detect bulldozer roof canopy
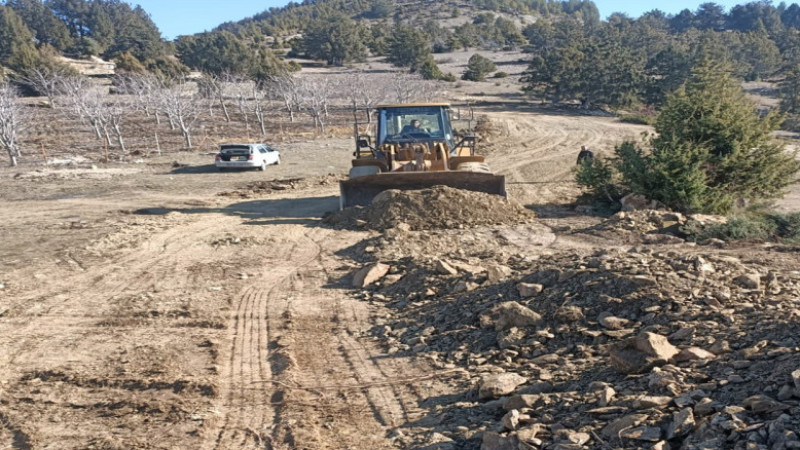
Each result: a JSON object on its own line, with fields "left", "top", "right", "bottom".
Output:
{"left": 376, "top": 102, "right": 451, "bottom": 109}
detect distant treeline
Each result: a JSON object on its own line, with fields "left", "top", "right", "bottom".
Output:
{"left": 3, "top": 0, "right": 800, "bottom": 116}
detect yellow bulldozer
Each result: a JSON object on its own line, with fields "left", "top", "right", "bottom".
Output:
{"left": 339, "top": 103, "right": 506, "bottom": 209}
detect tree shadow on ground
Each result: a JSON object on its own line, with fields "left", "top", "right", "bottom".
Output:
{"left": 169, "top": 164, "right": 267, "bottom": 174}
{"left": 132, "top": 195, "right": 340, "bottom": 226}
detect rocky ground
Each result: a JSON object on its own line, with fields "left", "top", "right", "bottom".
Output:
{"left": 1, "top": 105, "right": 799, "bottom": 450}
{"left": 343, "top": 196, "right": 800, "bottom": 450}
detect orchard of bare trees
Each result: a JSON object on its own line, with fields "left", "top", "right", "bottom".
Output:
{"left": 0, "top": 69, "right": 445, "bottom": 166}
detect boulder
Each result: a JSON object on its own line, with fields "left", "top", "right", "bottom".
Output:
{"left": 352, "top": 263, "right": 390, "bottom": 288}
{"left": 479, "top": 373, "right": 527, "bottom": 400}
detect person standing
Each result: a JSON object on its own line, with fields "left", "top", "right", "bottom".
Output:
{"left": 576, "top": 145, "right": 594, "bottom": 165}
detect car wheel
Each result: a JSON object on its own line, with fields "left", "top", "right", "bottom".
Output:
{"left": 260, "top": 161, "right": 267, "bottom": 171}
{"left": 275, "top": 157, "right": 281, "bottom": 165}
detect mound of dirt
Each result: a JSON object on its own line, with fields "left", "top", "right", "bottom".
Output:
{"left": 325, "top": 186, "right": 536, "bottom": 231}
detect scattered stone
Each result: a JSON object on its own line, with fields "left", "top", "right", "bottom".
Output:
{"left": 598, "top": 386, "right": 616, "bottom": 407}
{"left": 667, "top": 408, "right": 695, "bottom": 439}
{"left": 554, "top": 429, "right": 590, "bottom": 445}
{"left": 609, "top": 332, "right": 679, "bottom": 374}
{"left": 602, "top": 414, "right": 648, "bottom": 438}
{"left": 620, "top": 193, "right": 661, "bottom": 211}
{"left": 479, "top": 373, "right": 527, "bottom": 400}
{"left": 435, "top": 259, "right": 458, "bottom": 275}
{"left": 352, "top": 262, "right": 390, "bottom": 287}
{"left": 481, "top": 431, "right": 518, "bottom": 450}
{"left": 734, "top": 273, "right": 761, "bottom": 290}
{"left": 620, "top": 426, "right": 662, "bottom": 442}
{"left": 481, "top": 302, "right": 542, "bottom": 332}
{"left": 501, "top": 409, "right": 521, "bottom": 430}
{"left": 675, "top": 347, "right": 717, "bottom": 362}
{"left": 517, "top": 282, "right": 543, "bottom": 297}
{"left": 599, "top": 315, "right": 630, "bottom": 330}
{"left": 487, "top": 265, "right": 513, "bottom": 282}
{"left": 742, "top": 395, "right": 789, "bottom": 413}
{"left": 633, "top": 395, "right": 673, "bottom": 409}
{"left": 504, "top": 394, "right": 539, "bottom": 411}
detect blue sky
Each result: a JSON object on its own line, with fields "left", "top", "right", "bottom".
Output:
{"left": 133, "top": 0, "right": 765, "bottom": 40}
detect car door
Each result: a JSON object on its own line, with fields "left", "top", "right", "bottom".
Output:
{"left": 256, "top": 145, "right": 268, "bottom": 165}
{"left": 264, "top": 145, "right": 278, "bottom": 165}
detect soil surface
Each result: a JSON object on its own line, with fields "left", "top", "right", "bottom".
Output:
{"left": 1, "top": 103, "right": 799, "bottom": 450}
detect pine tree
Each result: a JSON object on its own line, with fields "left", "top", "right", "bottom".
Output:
{"left": 0, "top": 6, "right": 40, "bottom": 71}
{"left": 387, "top": 25, "right": 430, "bottom": 71}
{"left": 633, "top": 61, "right": 797, "bottom": 213}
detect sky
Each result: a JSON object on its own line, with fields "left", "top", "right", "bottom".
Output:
{"left": 132, "top": 0, "right": 770, "bottom": 40}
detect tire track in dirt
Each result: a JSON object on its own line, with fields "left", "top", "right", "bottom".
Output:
{"left": 212, "top": 228, "right": 326, "bottom": 450}
{"left": 479, "top": 110, "right": 649, "bottom": 206}
{"left": 258, "top": 228, "right": 445, "bottom": 449}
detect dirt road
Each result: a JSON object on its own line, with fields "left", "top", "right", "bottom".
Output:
{"left": 1, "top": 108, "right": 798, "bottom": 449}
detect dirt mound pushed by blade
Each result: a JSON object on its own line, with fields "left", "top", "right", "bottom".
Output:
{"left": 327, "top": 186, "right": 535, "bottom": 231}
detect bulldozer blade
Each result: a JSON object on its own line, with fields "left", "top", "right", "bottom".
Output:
{"left": 339, "top": 171, "right": 507, "bottom": 209}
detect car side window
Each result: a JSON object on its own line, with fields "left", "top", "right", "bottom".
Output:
{"left": 259, "top": 146, "right": 267, "bottom": 154}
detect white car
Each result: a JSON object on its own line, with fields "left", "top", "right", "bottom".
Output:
{"left": 215, "top": 143, "right": 280, "bottom": 171}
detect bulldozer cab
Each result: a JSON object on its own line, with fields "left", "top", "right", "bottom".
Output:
{"left": 378, "top": 105, "right": 455, "bottom": 149}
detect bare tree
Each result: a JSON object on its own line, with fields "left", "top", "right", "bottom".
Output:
{"left": 344, "top": 71, "right": 388, "bottom": 122}
{"left": 268, "top": 71, "right": 301, "bottom": 122}
{"left": 106, "top": 97, "right": 127, "bottom": 153}
{"left": 197, "top": 73, "right": 232, "bottom": 122}
{"left": 297, "top": 76, "right": 337, "bottom": 134}
{"left": 157, "top": 78, "right": 202, "bottom": 149}
{"left": 0, "top": 83, "right": 29, "bottom": 166}
{"left": 390, "top": 71, "right": 415, "bottom": 104}
{"left": 60, "top": 75, "right": 106, "bottom": 141}
{"left": 116, "top": 73, "right": 163, "bottom": 125}
{"left": 19, "top": 67, "right": 68, "bottom": 108}
{"left": 249, "top": 82, "right": 274, "bottom": 136}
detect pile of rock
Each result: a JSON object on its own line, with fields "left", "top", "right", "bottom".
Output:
{"left": 326, "top": 186, "right": 536, "bottom": 231}
{"left": 352, "top": 246, "right": 800, "bottom": 449}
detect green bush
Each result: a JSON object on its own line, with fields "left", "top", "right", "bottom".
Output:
{"left": 577, "top": 61, "right": 800, "bottom": 214}
{"left": 687, "top": 212, "right": 800, "bottom": 243}
{"left": 493, "top": 71, "right": 508, "bottom": 78}
{"left": 619, "top": 114, "right": 653, "bottom": 125}
{"left": 574, "top": 156, "right": 624, "bottom": 202}
{"left": 461, "top": 54, "right": 496, "bottom": 81}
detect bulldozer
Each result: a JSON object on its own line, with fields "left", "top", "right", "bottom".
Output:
{"left": 339, "top": 103, "right": 506, "bottom": 209}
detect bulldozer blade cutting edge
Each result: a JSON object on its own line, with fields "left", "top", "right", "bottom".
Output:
{"left": 339, "top": 171, "right": 507, "bottom": 209}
